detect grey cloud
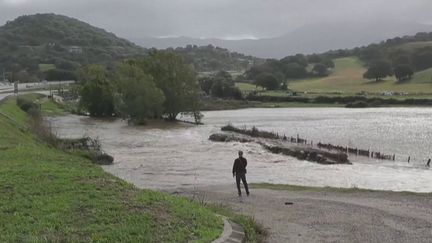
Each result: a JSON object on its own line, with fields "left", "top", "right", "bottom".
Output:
{"left": 0, "top": 0, "right": 431, "bottom": 39}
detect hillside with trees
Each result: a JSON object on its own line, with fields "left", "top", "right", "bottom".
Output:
{"left": 0, "top": 13, "right": 146, "bottom": 82}
{"left": 0, "top": 14, "right": 260, "bottom": 83}
{"left": 243, "top": 31, "right": 432, "bottom": 94}
{"left": 171, "top": 45, "right": 262, "bottom": 72}
{"left": 322, "top": 32, "right": 432, "bottom": 78}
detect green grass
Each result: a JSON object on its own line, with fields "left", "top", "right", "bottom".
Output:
{"left": 208, "top": 205, "right": 267, "bottom": 243}
{"left": 17, "top": 93, "right": 65, "bottom": 115}
{"left": 257, "top": 102, "right": 343, "bottom": 108}
{"left": 0, "top": 98, "right": 223, "bottom": 242}
{"left": 410, "top": 67, "right": 432, "bottom": 83}
{"left": 39, "top": 64, "right": 56, "bottom": 72}
{"left": 288, "top": 57, "right": 432, "bottom": 94}
{"left": 251, "top": 183, "right": 432, "bottom": 196}
{"left": 235, "top": 82, "right": 264, "bottom": 93}
{"left": 236, "top": 57, "right": 432, "bottom": 97}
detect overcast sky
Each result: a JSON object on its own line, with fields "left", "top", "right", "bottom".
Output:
{"left": 0, "top": 0, "right": 431, "bottom": 39}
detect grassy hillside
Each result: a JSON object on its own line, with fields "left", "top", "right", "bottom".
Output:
{"left": 0, "top": 97, "right": 222, "bottom": 242}
{"left": 289, "top": 57, "right": 365, "bottom": 93}
{"left": 238, "top": 56, "right": 432, "bottom": 95}
{"left": 411, "top": 67, "right": 432, "bottom": 83}
{"left": 288, "top": 57, "right": 432, "bottom": 94}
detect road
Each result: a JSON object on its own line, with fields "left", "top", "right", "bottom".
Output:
{"left": 0, "top": 81, "right": 74, "bottom": 93}
{"left": 179, "top": 185, "right": 432, "bottom": 243}
{"left": 0, "top": 81, "right": 74, "bottom": 101}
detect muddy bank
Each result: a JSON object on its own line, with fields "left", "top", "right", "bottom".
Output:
{"left": 209, "top": 132, "right": 350, "bottom": 165}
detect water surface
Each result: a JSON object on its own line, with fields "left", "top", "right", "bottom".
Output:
{"left": 50, "top": 107, "right": 432, "bottom": 192}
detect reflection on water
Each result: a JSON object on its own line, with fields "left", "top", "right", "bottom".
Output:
{"left": 49, "top": 107, "right": 432, "bottom": 192}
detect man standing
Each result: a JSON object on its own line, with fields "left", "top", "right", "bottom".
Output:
{"left": 233, "top": 151, "right": 250, "bottom": 197}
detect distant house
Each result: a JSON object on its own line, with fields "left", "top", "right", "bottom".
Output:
{"left": 68, "top": 46, "right": 83, "bottom": 54}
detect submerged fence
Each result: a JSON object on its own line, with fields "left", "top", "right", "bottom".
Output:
{"left": 283, "top": 134, "right": 396, "bottom": 161}
{"left": 223, "top": 125, "right": 402, "bottom": 162}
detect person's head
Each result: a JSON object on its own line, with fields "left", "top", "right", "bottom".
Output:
{"left": 238, "top": 150, "right": 243, "bottom": 158}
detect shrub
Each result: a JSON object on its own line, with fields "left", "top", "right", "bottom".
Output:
{"left": 16, "top": 97, "right": 39, "bottom": 113}
{"left": 345, "top": 101, "right": 369, "bottom": 108}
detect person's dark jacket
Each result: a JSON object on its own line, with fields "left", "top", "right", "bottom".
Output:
{"left": 233, "top": 157, "right": 247, "bottom": 174}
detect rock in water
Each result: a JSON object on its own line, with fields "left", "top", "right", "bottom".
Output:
{"left": 94, "top": 153, "right": 114, "bottom": 165}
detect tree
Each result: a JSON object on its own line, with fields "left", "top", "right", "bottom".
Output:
{"left": 321, "top": 59, "right": 335, "bottom": 69}
{"left": 307, "top": 54, "right": 322, "bottom": 63}
{"left": 115, "top": 63, "right": 165, "bottom": 123}
{"left": 412, "top": 49, "right": 432, "bottom": 71}
{"left": 137, "top": 50, "right": 200, "bottom": 121}
{"left": 281, "top": 54, "right": 308, "bottom": 67}
{"left": 198, "top": 77, "right": 214, "bottom": 95}
{"left": 312, "top": 63, "right": 329, "bottom": 77}
{"left": 359, "top": 44, "right": 385, "bottom": 63}
{"left": 363, "top": 60, "right": 393, "bottom": 82}
{"left": 283, "top": 63, "right": 307, "bottom": 79}
{"left": 210, "top": 80, "right": 242, "bottom": 99}
{"left": 79, "top": 65, "right": 115, "bottom": 117}
{"left": 255, "top": 72, "right": 280, "bottom": 90}
{"left": 44, "top": 69, "right": 77, "bottom": 81}
{"left": 214, "top": 70, "right": 233, "bottom": 83}
{"left": 394, "top": 64, "right": 414, "bottom": 82}
{"left": 208, "top": 71, "right": 242, "bottom": 100}
{"left": 15, "top": 70, "right": 38, "bottom": 83}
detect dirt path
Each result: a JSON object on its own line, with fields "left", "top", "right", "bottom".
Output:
{"left": 176, "top": 185, "right": 432, "bottom": 243}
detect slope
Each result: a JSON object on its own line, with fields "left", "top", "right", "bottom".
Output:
{"left": 289, "top": 57, "right": 432, "bottom": 94}
{"left": 0, "top": 14, "right": 146, "bottom": 78}
{"left": 0, "top": 97, "right": 222, "bottom": 242}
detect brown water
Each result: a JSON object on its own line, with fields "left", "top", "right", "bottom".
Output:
{"left": 49, "top": 107, "right": 432, "bottom": 192}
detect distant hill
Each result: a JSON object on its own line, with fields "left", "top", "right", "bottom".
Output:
{"left": 0, "top": 13, "right": 146, "bottom": 80}
{"left": 132, "top": 20, "right": 432, "bottom": 58}
{"left": 172, "top": 45, "right": 262, "bottom": 72}
{"left": 241, "top": 31, "right": 432, "bottom": 94}
{"left": 0, "top": 14, "right": 259, "bottom": 81}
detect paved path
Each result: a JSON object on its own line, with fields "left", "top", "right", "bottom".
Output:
{"left": 179, "top": 185, "right": 432, "bottom": 243}
{"left": 212, "top": 217, "right": 245, "bottom": 243}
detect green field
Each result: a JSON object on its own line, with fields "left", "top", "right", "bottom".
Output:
{"left": 236, "top": 56, "right": 432, "bottom": 95}
{"left": 38, "top": 63, "right": 56, "bottom": 72}
{"left": 0, "top": 97, "right": 223, "bottom": 242}
{"left": 289, "top": 57, "right": 432, "bottom": 94}
{"left": 411, "top": 67, "right": 432, "bottom": 83}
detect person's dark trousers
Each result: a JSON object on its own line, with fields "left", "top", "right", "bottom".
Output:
{"left": 236, "top": 172, "right": 249, "bottom": 196}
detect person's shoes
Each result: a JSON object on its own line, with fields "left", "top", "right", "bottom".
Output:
{"left": 246, "top": 193, "right": 250, "bottom": 197}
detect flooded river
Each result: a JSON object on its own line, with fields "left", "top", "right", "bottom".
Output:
{"left": 50, "top": 107, "right": 432, "bottom": 193}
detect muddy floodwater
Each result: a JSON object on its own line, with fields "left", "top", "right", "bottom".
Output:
{"left": 49, "top": 107, "right": 432, "bottom": 193}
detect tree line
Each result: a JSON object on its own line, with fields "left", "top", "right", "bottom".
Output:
{"left": 78, "top": 50, "right": 201, "bottom": 124}
{"left": 198, "top": 71, "right": 243, "bottom": 100}
{"left": 171, "top": 44, "right": 262, "bottom": 72}
{"left": 244, "top": 53, "right": 335, "bottom": 90}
